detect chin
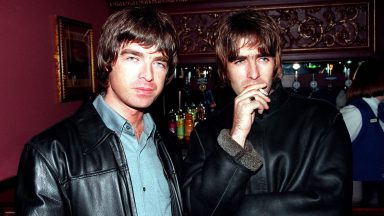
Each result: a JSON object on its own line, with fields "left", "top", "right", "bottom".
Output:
{"left": 131, "top": 104, "right": 149, "bottom": 112}
{"left": 136, "top": 99, "right": 155, "bottom": 109}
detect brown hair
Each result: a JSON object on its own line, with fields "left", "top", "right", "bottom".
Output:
{"left": 215, "top": 9, "right": 283, "bottom": 84}
{"left": 96, "top": 7, "right": 179, "bottom": 92}
{"left": 346, "top": 58, "right": 384, "bottom": 102}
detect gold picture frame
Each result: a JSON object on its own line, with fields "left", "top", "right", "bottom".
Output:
{"left": 55, "top": 16, "right": 95, "bottom": 102}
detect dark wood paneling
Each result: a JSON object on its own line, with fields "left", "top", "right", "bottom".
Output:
{"left": 166, "top": 0, "right": 374, "bottom": 63}
{"left": 107, "top": 0, "right": 377, "bottom": 64}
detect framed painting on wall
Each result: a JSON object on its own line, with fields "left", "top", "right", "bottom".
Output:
{"left": 55, "top": 16, "right": 95, "bottom": 102}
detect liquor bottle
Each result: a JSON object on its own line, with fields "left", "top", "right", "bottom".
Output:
{"left": 184, "top": 113, "right": 194, "bottom": 144}
{"left": 176, "top": 109, "right": 185, "bottom": 142}
{"left": 188, "top": 103, "right": 197, "bottom": 124}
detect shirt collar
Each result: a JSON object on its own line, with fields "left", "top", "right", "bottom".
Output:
{"left": 142, "top": 112, "right": 156, "bottom": 140}
{"left": 93, "top": 94, "right": 156, "bottom": 139}
{"left": 93, "top": 94, "right": 126, "bottom": 137}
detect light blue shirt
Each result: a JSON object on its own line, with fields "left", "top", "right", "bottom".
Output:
{"left": 93, "top": 95, "right": 171, "bottom": 216}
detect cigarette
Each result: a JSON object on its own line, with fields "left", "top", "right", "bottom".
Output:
{"left": 259, "top": 88, "right": 269, "bottom": 96}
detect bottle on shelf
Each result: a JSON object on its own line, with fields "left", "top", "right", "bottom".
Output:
{"left": 188, "top": 103, "right": 197, "bottom": 124}
{"left": 175, "top": 109, "right": 185, "bottom": 142}
{"left": 184, "top": 113, "right": 194, "bottom": 144}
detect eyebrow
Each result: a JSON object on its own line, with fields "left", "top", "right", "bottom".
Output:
{"left": 235, "top": 53, "right": 263, "bottom": 59}
{"left": 153, "top": 55, "right": 169, "bottom": 62}
{"left": 120, "top": 48, "right": 169, "bottom": 62}
{"left": 120, "top": 48, "right": 142, "bottom": 57}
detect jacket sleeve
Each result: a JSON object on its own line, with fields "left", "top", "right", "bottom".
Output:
{"left": 182, "top": 122, "right": 263, "bottom": 216}
{"left": 16, "top": 141, "right": 68, "bottom": 216}
{"left": 234, "top": 114, "right": 352, "bottom": 216}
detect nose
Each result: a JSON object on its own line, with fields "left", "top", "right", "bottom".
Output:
{"left": 248, "top": 60, "right": 259, "bottom": 79}
{"left": 140, "top": 63, "right": 154, "bottom": 81}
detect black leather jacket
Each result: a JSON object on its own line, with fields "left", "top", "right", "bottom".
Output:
{"left": 16, "top": 101, "right": 183, "bottom": 216}
{"left": 183, "top": 81, "right": 352, "bottom": 216}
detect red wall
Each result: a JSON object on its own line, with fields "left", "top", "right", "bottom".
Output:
{"left": 0, "top": 0, "right": 109, "bottom": 181}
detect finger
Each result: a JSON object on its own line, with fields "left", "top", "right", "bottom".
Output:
{"left": 239, "top": 84, "right": 265, "bottom": 96}
{"left": 235, "top": 87, "right": 270, "bottom": 115}
{"left": 257, "top": 95, "right": 270, "bottom": 109}
{"left": 253, "top": 100, "right": 266, "bottom": 114}
{"left": 240, "top": 87, "right": 271, "bottom": 103}
{"left": 239, "top": 90, "right": 270, "bottom": 105}
{"left": 255, "top": 90, "right": 271, "bottom": 102}
{"left": 249, "top": 95, "right": 269, "bottom": 109}
{"left": 243, "top": 83, "right": 268, "bottom": 92}
{"left": 259, "top": 88, "right": 269, "bottom": 96}
{"left": 248, "top": 96, "right": 269, "bottom": 114}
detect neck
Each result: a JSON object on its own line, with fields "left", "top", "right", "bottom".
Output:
{"left": 103, "top": 92, "right": 145, "bottom": 141}
{"left": 124, "top": 111, "right": 145, "bottom": 141}
{"left": 132, "top": 119, "right": 144, "bottom": 141}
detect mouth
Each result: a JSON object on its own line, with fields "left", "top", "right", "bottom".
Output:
{"left": 135, "top": 86, "right": 155, "bottom": 95}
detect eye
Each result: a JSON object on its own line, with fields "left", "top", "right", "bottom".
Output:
{"left": 257, "top": 56, "right": 272, "bottom": 64}
{"left": 154, "top": 61, "right": 168, "bottom": 70}
{"left": 234, "top": 60, "right": 243, "bottom": 65}
{"left": 233, "top": 58, "right": 246, "bottom": 65}
{"left": 258, "top": 57, "right": 270, "bottom": 62}
{"left": 126, "top": 56, "right": 138, "bottom": 61}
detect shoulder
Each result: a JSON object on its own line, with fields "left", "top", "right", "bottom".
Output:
{"left": 290, "top": 95, "right": 339, "bottom": 116}
{"left": 18, "top": 116, "right": 81, "bottom": 181}
{"left": 25, "top": 116, "right": 79, "bottom": 156}
{"left": 349, "top": 97, "right": 378, "bottom": 117}
{"left": 30, "top": 115, "right": 75, "bottom": 142}
{"left": 340, "top": 104, "right": 362, "bottom": 126}
{"left": 25, "top": 102, "right": 97, "bottom": 155}
{"left": 280, "top": 95, "right": 346, "bottom": 131}
{"left": 340, "top": 104, "right": 360, "bottom": 119}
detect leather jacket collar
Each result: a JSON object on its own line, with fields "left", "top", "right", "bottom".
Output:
{"left": 71, "top": 100, "right": 115, "bottom": 154}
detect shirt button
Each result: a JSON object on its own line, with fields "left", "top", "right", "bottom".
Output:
{"left": 124, "top": 124, "right": 131, "bottom": 130}
{"left": 143, "top": 187, "right": 146, "bottom": 192}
